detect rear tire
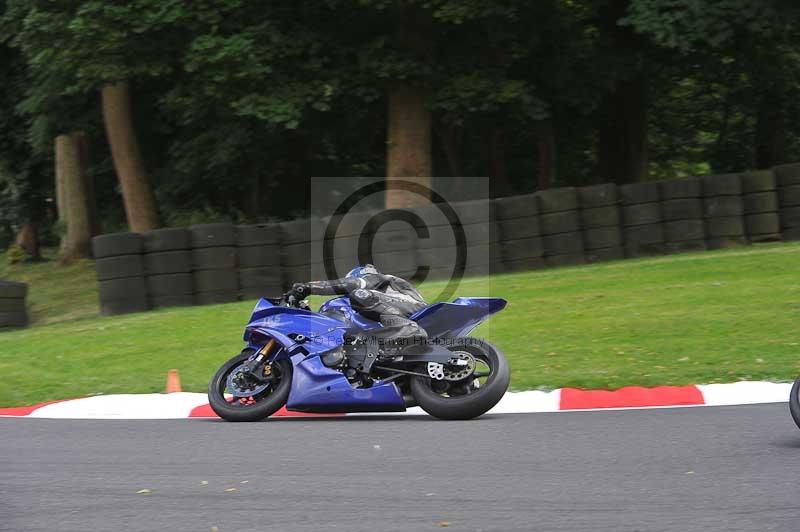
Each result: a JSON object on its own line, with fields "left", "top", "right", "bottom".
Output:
{"left": 208, "top": 349, "right": 292, "bottom": 422}
{"left": 790, "top": 378, "right": 800, "bottom": 430}
{"left": 410, "top": 339, "right": 509, "bottom": 420}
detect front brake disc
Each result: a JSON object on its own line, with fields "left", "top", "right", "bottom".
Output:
{"left": 226, "top": 364, "right": 271, "bottom": 398}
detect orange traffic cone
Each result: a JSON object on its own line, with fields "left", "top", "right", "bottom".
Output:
{"left": 166, "top": 369, "right": 182, "bottom": 393}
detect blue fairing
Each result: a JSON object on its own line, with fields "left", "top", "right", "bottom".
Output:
{"left": 242, "top": 295, "right": 506, "bottom": 413}
{"left": 286, "top": 354, "right": 406, "bottom": 413}
{"left": 244, "top": 298, "right": 347, "bottom": 356}
{"left": 411, "top": 297, "right": 507, "bottom": 338}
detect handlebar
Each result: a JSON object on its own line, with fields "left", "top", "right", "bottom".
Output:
{"left": 282, "top": 292, "right": 310, "bottom": 310}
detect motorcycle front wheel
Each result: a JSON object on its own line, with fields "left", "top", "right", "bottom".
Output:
{"left": 790, "top": 378, "right": 800, "bottom": 430}
{"left": 207, "top": 349, "right": 293, "bottom": 422}
{"left": 410, "top": 338, "right": 509, "bottom": 420}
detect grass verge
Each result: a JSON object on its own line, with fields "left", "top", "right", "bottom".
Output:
{"left": 1, "top": 243, "right": 799, "bottom": 406}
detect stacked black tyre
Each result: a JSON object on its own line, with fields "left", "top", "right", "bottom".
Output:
{"left": 659, "top": 177, "right": 707, "bottom": 253}
{"left": 415, "top": 199, "right": 501, "bottom": 280}
{"left": 237, "top": 223, "right": 283, "bottom": 300}
{"left": 190, "top": 224, "right": 239, "bottom": 305}
{"left": 494, "top": 193, "right": 544, "bottom": 272}
{"left": 280, "top": 218, "right": 326, "bottom": 289}
{"left": 319, "top": 211, "right": 372, "bottom": 283}
{"left": 620, "top": 182, "right": 664, "bottom": 257}
{"left": 453, "top": 199, "right": 502, "bottom": 277}
{"left": 579, "top": 184, "right": 624, "bottom": 263}
{"left": 775, "top": 163, "right": 800, "bottom": 241}
{"left": 368, "top": 214, "right": 419, "bottom": 279}
{"left": 537, "top": 188, "right": 585, "bottom": 267}
{"left": 93, "top": 233, "right": 148, "bottom": 315}
{"left": 0, "top": 280, "right": 28, "bottom": 330}
{"left": 742, "top": 170, "right": 782, "bottom": 243}
{"left": 414, "top": 203, "right": 459, "bottom": 280}
{"left": 142, "top": 228, "right": 194, "bottom": 309}
{"left": 702, "top": 173, "right": 746, "bottom": 249}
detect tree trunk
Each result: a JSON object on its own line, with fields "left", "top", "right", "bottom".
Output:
{"left": 436, "top": 120, "right": 463, "bottom": 178}
{"left": 385, "top": 6, "right": 433, "bottom": 209}
{"left": 101, "top": 81, "right": 160, "bottom": 231}
{"left": 755, "top": 93, "right": 787, "bottom": 169}
{"left": 597, "top": 75, "right": 648, "bottom": 184}
{"left": 56, "top": 133, "right": 92, "bottom": 262}
{"left": 73, "top": 132, "right": 101, "bottom": 236}
{"left": 386, "top": 87, "right": 432, "bottom": 209}
{"left": 535, "top": 120, "right": 557, "bottom": 190}
{"left": 55, "top": 159, "right": 66, "bottom": 224}
{"left": 15, "top": 222, "right": 40, "bottom": 259}
{"left": 596, "top": 0, "right": 649, "bottom": 184}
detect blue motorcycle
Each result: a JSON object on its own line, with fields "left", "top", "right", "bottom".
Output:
{"left": 208, "top": 293, "right": 509, "bottom": 421}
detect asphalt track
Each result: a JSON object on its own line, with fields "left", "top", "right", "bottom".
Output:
{"left": 1, "top": 403, "right": 798, "bottom": 532}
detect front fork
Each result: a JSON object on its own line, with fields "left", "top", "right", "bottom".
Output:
{"left": 243, "top": 339, "right": 277, "bottom": 381}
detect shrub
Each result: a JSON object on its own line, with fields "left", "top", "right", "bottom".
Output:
{"left": 5, "top": 244, "right": 26, "bottom": 265}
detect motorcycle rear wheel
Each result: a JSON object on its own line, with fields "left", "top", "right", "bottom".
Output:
{"left": 410, "top": 338, "right": 509, "bottom": 420}
{"left": 790, "top": 378, "right": 800, "bottom": 430}
{"left": 208, "top": 349, "right": 293, "bottom": 422}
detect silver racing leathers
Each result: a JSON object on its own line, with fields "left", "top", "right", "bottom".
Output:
{"left": 294, "top": 272, "right": 428, "bottom": 347}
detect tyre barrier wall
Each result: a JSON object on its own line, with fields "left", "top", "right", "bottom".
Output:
{"left": 620, "top": 181, "right": 664, "bottom": 258}
{"left": 495, "top": 193, "right": 543, "bottom": 272}
{"left": 415, "top": 199, "right": 502, "bottom": 280}
{"left": 92, "top": 164, "right": 800, "bottom": 316}
{"left": 538, "top": 187, "right": 586, "bottom": 267}
{"left": 190, "top": 224, "right": 239, "bottom": 305}
{"left": 238, "top": 223, "right": 282, "bottom": 300}
{"left": 660, "top": 177, "right": 707, "bottom": 254}
{"left": 279, "top": 218, "right": 325, "bottom": 291}
{"left": 579, "top": 184, "right": 624, "bottom": 263}
{"left": 702, "top": 173, "right": 746, "bottom": 249}
{"left": 775, "top": 164, "right": 800, "bottom": 242}
{"left": 93, "top": 232, "right": 147, "bottom": 316}
{"left": 0, "top": 280, "right": 28, "bottom": 330}
{"left": 143, "top": 228, "right": 193, "bottom": 309}
{"left": 742, "top": 171, "right": 781, "bottom": 243}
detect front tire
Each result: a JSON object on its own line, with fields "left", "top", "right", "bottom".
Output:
{"left": 410, "top": 338, "right": 509, "bottom": 420}
{"left": 790, "top": 378, "right": 800, "bottom": 430}
{"left": 208, "top": 349, "right": 293, "bottom": 422}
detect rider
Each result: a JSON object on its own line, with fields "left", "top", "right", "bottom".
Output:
{"left": 289, "top": 264, "right": 428, "bottom": 347}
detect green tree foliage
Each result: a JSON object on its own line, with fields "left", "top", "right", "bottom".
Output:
{"left": 0, "top": 0, "right": 799, "bottom": 248}
{"left": 624, "top": 0, "right": 800, "bottom": 171}
{"left": 622, "top": 0, "right": 789, "bottom": 51}
{"left": 0, "top": 35, "right": 51, "bottom": 248}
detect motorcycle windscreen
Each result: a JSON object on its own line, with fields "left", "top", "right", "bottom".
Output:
{"left": 411, "top": 297, "right": 507, "bottom": 338}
